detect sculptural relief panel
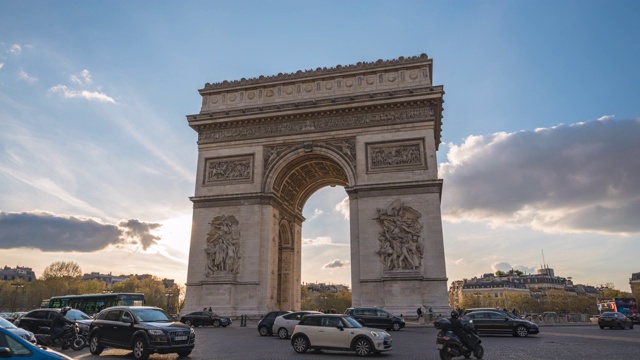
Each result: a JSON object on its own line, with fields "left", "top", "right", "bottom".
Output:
{"left": 366, "top": 139, "right": 426, "bottom": 173}
{"left": 204, "top": 215, "right": 242, "bottom": 277}
{"left": 374, "top": 199, "right": 423, "bottom": 271}
{"left": 203, "top": 155, "right": 254, "bottom": 185}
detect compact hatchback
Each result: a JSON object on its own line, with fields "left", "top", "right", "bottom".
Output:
{"left": 257, "top": 311, "right": 291, "bottom": 336}
{"left": 273, "top": 311, "right": 322, "bottom": 339}
{"left": 598, "top": 312, "right": 634, "bottom": 330}
{"left": 290, "top": 314, "right": 392, "bottom": 357}
{"left": 88, "top": 306, "right": 195, "bottom": 360}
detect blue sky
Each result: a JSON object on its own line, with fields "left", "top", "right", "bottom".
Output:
{"left": 1, "top": 1, "right": 639, "bottom": 293}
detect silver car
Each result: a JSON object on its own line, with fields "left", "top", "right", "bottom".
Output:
{"left": 272, "top": 311, "right": 322, "bottom": 339}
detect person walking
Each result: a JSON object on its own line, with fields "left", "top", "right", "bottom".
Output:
{"left": 417, "top": 306, "right": 423, "bottom": 324}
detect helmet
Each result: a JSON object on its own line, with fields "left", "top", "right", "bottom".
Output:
{"left": 61, "top": 306, "right": 72, "bottom": 315}
{"left": 450, "top": 310, "right": 460, "bottom": 319}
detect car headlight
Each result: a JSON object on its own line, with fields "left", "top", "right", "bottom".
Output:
{"left": 370, "top": 331, "right": 380, "bottom": 338}
{"left": 147, "top": 329, "right": 164, "bottom": 336}
{"left": 190, "top": 327, "right": 195, "bottom": 335}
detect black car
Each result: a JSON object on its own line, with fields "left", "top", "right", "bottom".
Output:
{"left": 464, "top": 310, "right": 539, "bottom": 337}
{"left": 598, "top": 312, "right": 634, "bottom": 330}
{"left": 15, "top": 308, "right": 92, "bottom": 336}
{"left": 180, "top": 311, "right": 231, "bottom": 327}
{"left": 344, "top": 308, "right": 405, "bottom": 331}
{"left": 88, "top": 306, "right": 195, "bottom": 360}
{"left": 257, "top": 311, "right": 291, "bottom": 336}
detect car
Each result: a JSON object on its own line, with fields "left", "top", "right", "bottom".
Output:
{"left": 4, "top": 312, "right": 27, "bottom": 323}
{"left": 598, "top": 312, "right": 634, "bottom": 330}
{"left": 0, "top": 326, "right": 72, "bottom": 360}
{"left": 88, "top": 306, "right": 195, "bottom": 360}
{"left": 290, "top": 313, "right": 392, "bottom": 357}
{"left": 0, "top": 316, "right": 36, "bottom": 344}
{"left": 257, "top": 311, "right": 291, "bottom": 336}
{"left": 272, "top": 311, "right": 322, "bottom": 339}
{"left": 344, "top": 307, "right": 405, "bottom": 331}
{"left": 179, "top": 311, "right": 231, "bottom": 327}
{"left": 463, "top": 308, "right": 516, "bottom": 317}
{"left": 464, "top": 310, "right": 539, "bottom": 337}
{"left": 15, "top": 309, "right": 92, "bottom": 337}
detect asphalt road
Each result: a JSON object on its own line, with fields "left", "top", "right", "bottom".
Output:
{"left": 63, "top": 323, "right": 639, "bottom": 360}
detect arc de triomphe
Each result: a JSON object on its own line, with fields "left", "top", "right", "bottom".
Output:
{"left": 182, "top": 54, "right": 449, "bottom": 316}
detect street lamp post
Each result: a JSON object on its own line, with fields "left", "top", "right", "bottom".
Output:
{"left": 165, "top": 293, "right": 174, "bottom": 315}
{"left": 11, "top": 283, "right": 24, "bottom": 312}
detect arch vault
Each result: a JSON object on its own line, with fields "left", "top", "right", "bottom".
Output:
{"left": 183, "top": 54, "right": 449, "bottom": 316}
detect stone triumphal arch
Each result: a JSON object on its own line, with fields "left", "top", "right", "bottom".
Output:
{"left": 182, "top": 54, "right": 448, "bottom": 316}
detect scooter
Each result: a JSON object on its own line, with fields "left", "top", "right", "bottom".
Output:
{"left": 434, "top": 318, "right": 484, "bottom": 359}
{"left": 35, "top": 323, "right": 86, "bottom": 351}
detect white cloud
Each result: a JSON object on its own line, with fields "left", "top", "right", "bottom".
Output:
{"left": 309, "top": 208, "right": 324, "bottom": 220}
{"left": 334, "top": 196, "right": 349, "bottom": 220}
{"left": 0, "top": 63, "right": 4, "bottom": 70}
{"left": 18, "top": 70, "right": 37, "bottom": 83}
{"left": 302, "top": 236, "right": 334, "bottom": 246}
{"left": 9, "top": 44, "right": 21, "bottom": 55}
{"left": 439, "top": 117, "right": 640, "bottom": 235}
{"left": 49, "top": 84, "right": 116, "bottom": 103}
{"left": 322, "top": 259, "right": 351, "bottom": 269}
{"left": 70, "top": 69, "right": 93, "bottom": 85}
{"left": 491, "top": 262, "right": 537, "bottom": 275}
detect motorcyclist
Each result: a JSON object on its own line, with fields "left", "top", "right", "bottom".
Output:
{"left": 449, "top": 310, "right": 474, "bottom": 350}
{"left": 50, "top": 306, "right": 74, "bottom": 349}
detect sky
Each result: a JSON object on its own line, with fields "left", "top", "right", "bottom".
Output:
{"left": 1, "top": 1, "right": 639, "bottom": 293}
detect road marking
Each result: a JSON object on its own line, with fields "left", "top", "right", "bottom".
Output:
{"left": 542, "top": 331, "right": 639, "bottom": 343}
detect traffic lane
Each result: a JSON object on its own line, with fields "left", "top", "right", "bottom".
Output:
{"left": 60, "top": 324, "right": 640, "bottom": 360}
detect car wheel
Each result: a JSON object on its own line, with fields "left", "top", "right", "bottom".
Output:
{"left": 89, "top": 334, "right": 103, "bottom": 355}
{"left": 184, "top": 319, "right": 192, "bottom": 326}
{"left": 132, "top": 336, "right": 150, "bottom": 360}
{"left": 392, "top": 322, "right": 402, "bottom": 331}
{"left": 599, "top": 325, "right": 604, "bottom": 329}
{"left": 463, "top": 349, "right": 472, "bottom": 358}
{"left": 213, "top": 319, "right": 221, "bottom": 328}
{"left": 278, "top": 327, "right": 289, "bottom": 339}
{"left": 292, "top": 335, "right": 309, "bottom": 354}
{"left": 439, "top": 349, "right": 452, "bottom": 360}
{"left": 258, "top": 326, "right": 270, "bottom": 336}
{"left": 630, "top": 324, "right": 634, "bottom": 329}
{"left": 515, "top": 325, "right": 529, "bottom": 337}
{"left": 353, "top": 338, "right": 373, "bottom": 357}
{"left": 71, "top": 335, "right": 87, "bottom": 351}
{"left": 473, "top": 344, "right": 484, "bottom": 359}
{"left": 177, "top": 350, "right": 192, "bottom": 357}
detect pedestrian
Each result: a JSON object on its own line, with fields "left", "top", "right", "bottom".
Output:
{"left": 428, "top": 306, "right": 433, "bottom": 320}
{"left": 417, "top": 306, "right": 423, "bottom": 324}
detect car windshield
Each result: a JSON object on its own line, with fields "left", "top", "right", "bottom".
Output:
{"left": 132, "top": 309, "right": 172, "bottom": 322}
{"left": 65, "top": 309, "right": 92, "bottom": 321}
{"left": 0, "top": 317, "right": 17, "bottom": 329}
{"left": 343, "top": 316, "right": 363, "bottom": 328}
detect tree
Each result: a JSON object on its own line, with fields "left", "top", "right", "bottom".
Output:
{"left": 41, "top": 261, "right": 82, "bottom": 280}
{"left": 495, "top": 270, "right": 506, "bottom": 277}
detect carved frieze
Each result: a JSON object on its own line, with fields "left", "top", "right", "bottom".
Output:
{"left": 203, "top": 155, "right": 253, "bottom": 185}
{"left": 264, "top": 138, "right": 356, "bottom": 173}
{"left": 199, "top": 107, "right": 433, "bottom": 144}
{"left": 367, "top": 139, "right": 426, "bottom": 173}
{"left": 374, "top": 199, "right": 423, "bottom": 271}
{"left": 204, "top": 215, "right": 242, "bottom": 277}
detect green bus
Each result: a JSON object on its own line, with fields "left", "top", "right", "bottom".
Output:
{"left": 43, "top": 293, "right": 145, "bottom": 315}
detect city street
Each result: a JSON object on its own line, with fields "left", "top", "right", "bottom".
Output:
{"left": 64, "top": 323, "right": 639, "bottom": 360}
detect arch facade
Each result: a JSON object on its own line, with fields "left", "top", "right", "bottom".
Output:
{"left": 183, "top": 54, "right": 449, "bottom": 316}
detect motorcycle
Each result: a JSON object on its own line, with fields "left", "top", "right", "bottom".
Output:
{"left": 35, "top": 323, "right": 86, "bottom": 351}
{"left": 434, "top": 318, "right": 484, "bottom": 360}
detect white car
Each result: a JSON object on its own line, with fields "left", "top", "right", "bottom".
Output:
{"left": 290, "top": 313, "right": 392, "bottom": 357}
{"left": 272, "top": 311, "right": 322, "bottom": 339}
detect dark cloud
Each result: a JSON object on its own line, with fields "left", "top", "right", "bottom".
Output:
{"left": 0, "top": 211, "right": 162, "bottom": 252}
{"left": 440, "top": 117, "right": 640, "bottom": 234}
{"left": 118, "top": 219, "right": 162, "bottom": 250}
{"left": 322, "top": 259, "right": 350, "bottom": 269}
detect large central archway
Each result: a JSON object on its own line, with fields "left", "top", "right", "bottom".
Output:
{"left": 182, "top": 54, "right": 449, "bottom": 316}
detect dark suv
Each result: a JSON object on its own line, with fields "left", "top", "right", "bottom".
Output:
{"left": 88, "top": 306, "right": 194, "bottom": 360}
{"left": 257, "top": 311, "right": 291, "bottom": 336}
{"left": 344, "top": 308, "right": 405, "bottom": 331}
